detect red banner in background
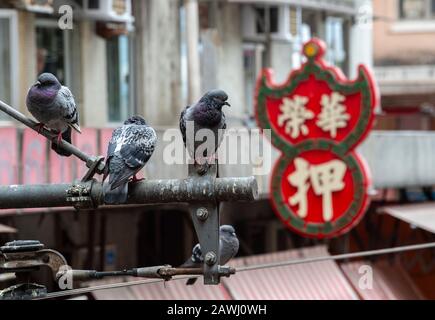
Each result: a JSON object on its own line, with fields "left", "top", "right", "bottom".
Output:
{"left": 0, "top": 128, "right": 18, "bottom": 186}
{"left": 73, "top": 128, "right": 98, "bottom": 181}
{"left": 22, "top": 128, "right": 47, "bottom": 185}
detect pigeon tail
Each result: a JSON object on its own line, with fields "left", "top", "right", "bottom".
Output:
{"left": 103, "top": 181, "right": 129, "bottom": 205}
{"left": 51, "top": 127, "right": 73, "bottom": 157}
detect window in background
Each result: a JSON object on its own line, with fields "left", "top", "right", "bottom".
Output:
{"left": 107, "top": 35, "right": 132, "bottom": 123}
{"left": 0, "top": 11, "right": 18, "bottom": 121}
{"left": 255, "top": 6, "right": 279, "bottom": 34}
{"left": 36, "top": 22, "right": 66, "bottom": 83}
{"left": 399, "top": 0, "right": 434, "bottom": 19}
{"left": 243, "top": 44, "right": 264, "bottom": 116}
{"left": 325, "top": 17, "right": 346, "bottom": 71}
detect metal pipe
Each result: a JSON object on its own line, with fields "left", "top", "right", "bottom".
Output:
{"left": 0, "top": 177, "right": 258, "bottom": 209}
{"left": 0, "top": 99, "right": 105, "bottom": 173}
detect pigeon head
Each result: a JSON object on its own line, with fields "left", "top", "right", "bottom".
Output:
{"left": 201, "top": 90, "right": 231, "bottom": 110}
{"left": 34, "top": 73, "right": 62, "bottom": 91}
{"left": 220, "top": 225, "right": 236, "bottom": 237}
{"left": 124, "top": 115, "right": 147, "bottom": 126}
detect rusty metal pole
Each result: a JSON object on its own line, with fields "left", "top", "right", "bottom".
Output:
{"left": 0, "top": 177, "right": 258, "bottom": 210}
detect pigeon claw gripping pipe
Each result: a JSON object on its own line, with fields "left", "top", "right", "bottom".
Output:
{"left": 102, "top": 116, "right": 157, "bottom": 205}
{"left": 26, "top": 73, "right": 81, "bottom": 157}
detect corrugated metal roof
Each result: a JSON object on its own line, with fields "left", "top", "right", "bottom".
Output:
{"left": 222, "top": 246, "right": 359, "bottom": 300}
{"left": 90, "top": 246, "right": 423, "bottom": 300}
{"left": 91, "top": 246, "right": 358, "bottom": 300}
{"left": 90, "top": 277, "right": 231, "bottom": 300}
{"left": 340, "top": 260, "right": 424, "bottom": 300}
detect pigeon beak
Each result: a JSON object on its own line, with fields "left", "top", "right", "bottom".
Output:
{"left": 224, "top": 101, "right": 231, "bottom": 107}
{"left": 232, "top": 232, "right": 236, "bottom": 237}
{"left": 35, "top": 81, "right": 41, "bottom": 87}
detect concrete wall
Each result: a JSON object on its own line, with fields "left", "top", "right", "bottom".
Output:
{"left": 17, "top": 11, "right": 36, "bottom": 114}
{"left": 134, "top": 0, "right": 182, "bottom": 127}
{"left": 80, "top": 21, "right": 109, "bottom": 127}
{"left": 214, "top": 3, "right": 246, "bottom": 121}
{"left": 373, "top": 0, "right": 435, "bottom": 65}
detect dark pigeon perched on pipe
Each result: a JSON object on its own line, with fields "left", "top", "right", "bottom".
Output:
{"left": 180, "top": 225, "right": 239, "bottom": 285}
{"left": 103, "top": 116, "right": 157, "bottom": 205}
{"left": 26, "top": 73, "right": 81, "bottom": 157}
{"left": 179, "top": 90, "right": 230, "bottom": 172}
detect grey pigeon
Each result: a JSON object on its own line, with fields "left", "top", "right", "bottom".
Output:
{"left": 26, "top": 73, "right": 81, "bottom": 157}
{"left": 179, "top": 90, "right": 230, "bottom": 171}
{"left": 181, "top": 225, "right": 239, "bottom": 285}
{"left": 103, "top": 116, "right": 157, "bottom": 205}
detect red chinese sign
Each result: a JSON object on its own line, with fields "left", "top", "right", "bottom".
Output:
{"left": 255, "top": 38, "right": 378, "bottom": 238}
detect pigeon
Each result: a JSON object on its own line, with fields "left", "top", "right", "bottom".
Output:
{"left": 103, "top": 116, "right": 157, "bottom": 205}
{"left": 26, "top": 73, "right": 81, "bottom": 157}
{"left": 179, "top": 90, "right": 230, "bottom": 171}
{"left": 180, "top": 225, "right": 239, "bottom": 285}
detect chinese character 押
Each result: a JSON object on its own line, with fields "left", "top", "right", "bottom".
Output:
{"left": 288, "top": 158, "right": 347, "bottom": 222}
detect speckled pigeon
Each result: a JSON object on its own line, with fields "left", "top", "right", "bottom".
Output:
{"left": 179, "top": 90, "right": 230, "bottom": 170}
{"left": 181, "top": 225, "right": 239, "bottom": 285}
{"left": 103, "top": 116, "right": 157, "bottom": 205}
{"left": 26, "top": 73, "right": 81, "bottom": 157}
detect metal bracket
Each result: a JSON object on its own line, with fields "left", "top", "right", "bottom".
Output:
{"left": 188, "top": 161, "right": 221, "bottom": 285}
{"left": 82, "top": 156, "right": 105, "bottom": 182}
{"left": 0, "top": 240, "right": 68, "bottom": 299}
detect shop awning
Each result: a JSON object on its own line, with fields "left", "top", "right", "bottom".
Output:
{"left": 380, "top": 203, "right": 435, "bottom": 234}
{"left": 0, "top": 224, "right": 17, "bottom": 234}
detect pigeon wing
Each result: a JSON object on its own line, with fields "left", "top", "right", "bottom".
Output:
{"left": 103, "top": 127, "right": 124, "bottom": 182}
{"left": 109, "top": 126, "right": 157, "bottom": 189}
{"left": 179, "top": 106, "right": 190, "bottom": 146}
{"left": 58, "top": 86, "right": 81, "bottom": 133}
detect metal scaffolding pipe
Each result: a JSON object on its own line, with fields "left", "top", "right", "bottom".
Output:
{"left": 0, "top": 177, "right": 258, "bottom": 210}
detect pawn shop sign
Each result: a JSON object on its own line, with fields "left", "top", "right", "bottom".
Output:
{"left": 255, "top": 38, "right": 379, "bottom": 239}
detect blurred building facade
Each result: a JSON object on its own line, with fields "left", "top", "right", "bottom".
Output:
{"left": 374, "top": 0, "right": 435, "bottom": 130}
{"left": 6, "top": 0, "right": 433, "bottom": 300}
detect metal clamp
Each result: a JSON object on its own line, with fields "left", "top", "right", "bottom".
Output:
{"left": 188, "top": 160, "right": 221, "bottom": 285}
{"left": 66, "top": 181, "right": 96, "bottom": 210}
